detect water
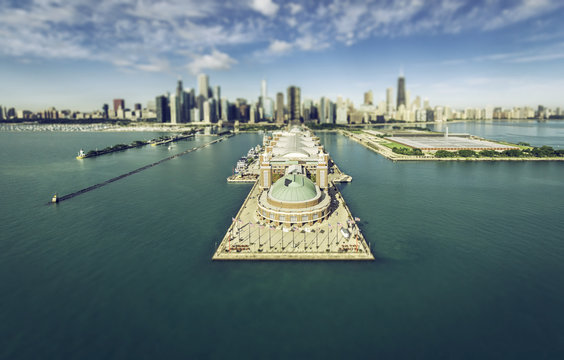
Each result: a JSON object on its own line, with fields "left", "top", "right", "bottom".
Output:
{"left": 1, "top": 125, "right": 564, "bottom": 359}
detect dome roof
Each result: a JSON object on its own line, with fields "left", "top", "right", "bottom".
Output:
{"left": 270, "top": 174, "right": 318, "bottom": 202}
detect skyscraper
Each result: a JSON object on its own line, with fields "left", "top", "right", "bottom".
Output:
{"left": 319, "top": 97, "right": 327, "bottom": 123}
{"left": 102, "top": 104, "right": 109, "bottom": 119}
{"left": 156, "top": 95, "right": 170, "bottom": 123}
{"left": 287, "top": 86, "right": 301, "bottom": 121}
{"left": 386, "top": 88, "right": 394, "bottom": 115}
{"left": 276, "top": 92, "right": 284, "bottom": 123}
{"left": 213, "top": 86, "right": 221, "bottom": 122}
{"left": 364, "top": 90, "right": 373, "bottom": 105}
{"left": 397, "top": 76, "right": 406, "bottom": 109}
{"left": 170, "top": 94, "right": 178, "bottom": 124}
{"left": 175, "top": 80, "right": 184, "bottom": 123}
{"left": 198, "top": 74, "right": 209, "bottom": 99}
{"left": 113, "top": 99, "right": 125, "bottom": 115}
{"left": 183, "top": 90, "right": 193, "bottom": 122}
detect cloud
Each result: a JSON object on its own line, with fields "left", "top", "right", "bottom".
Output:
{"left": 484, "top": 0, "right": 561, "bottom": 30}
{"left": 287, "top": 3, "right": 303, "bottom": 15}
{"left": 268, "top": 40, "right": 293, "bottom": 54}
{"left": 187, "top": 50, "right": 237, "bottom": 75}
{"left": 250, "top": 0, "right": 279, "bottom": 17}
{"left": 1, "top": 0, "right": 563, "bottom": 76}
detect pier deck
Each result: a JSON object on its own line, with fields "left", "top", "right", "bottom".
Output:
{"left": 213, "top": 178, "right": 374, "bottom": 261}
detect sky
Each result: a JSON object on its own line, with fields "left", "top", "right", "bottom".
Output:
{"left": 1, "top": 0, "right": 564, "bottom": 112}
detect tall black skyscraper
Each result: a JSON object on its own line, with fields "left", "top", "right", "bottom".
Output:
{"left": 397, "top": 76, "right": 406, "bottom": 108}
{"left": 175, "top": 80, "right": 184, "bottom": 123}
{"left": 156, "top": 95, "right": 170, "bottom": 123}
{"left": 287, "top": 86, "right": 301, "bottom": 121}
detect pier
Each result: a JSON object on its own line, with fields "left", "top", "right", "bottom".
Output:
{"left": 49, "top": 135, "right": 232, "bottom": 205}
{"left": 213, "top": 180, "right": 373, "bottom": 260}
{"left": 343, "top": 129, "right": 564, "bottom": 161}
{"left": 213, "top": 126, "right": 373, "bottom": 261}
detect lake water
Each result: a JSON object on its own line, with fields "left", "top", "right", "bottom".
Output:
{"left": 1, "top": 122, "right": 563, "bottom": 359}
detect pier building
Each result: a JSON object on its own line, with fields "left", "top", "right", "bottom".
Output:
{"left": 257, "top": 127, "right": 331, "bottom": 226}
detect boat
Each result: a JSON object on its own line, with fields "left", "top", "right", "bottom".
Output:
{"left": 51, "top": 194, "right": 58, "bottom": 203}
{"left": 76, "top": 149, "right": 85, "bottom": 159}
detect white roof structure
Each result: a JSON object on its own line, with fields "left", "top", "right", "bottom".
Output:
{"left": 269, "top": 127, "right": 322, "bottom": 163}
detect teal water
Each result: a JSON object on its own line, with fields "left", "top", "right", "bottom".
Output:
{"left": 1, "top": 126, "right": 564, "bottom": 359}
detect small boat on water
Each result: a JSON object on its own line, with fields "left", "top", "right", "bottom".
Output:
{"left": 76, "top": 149, "right": 85, "bottom": 159}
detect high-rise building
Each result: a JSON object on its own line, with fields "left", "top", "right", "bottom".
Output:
{"left": 183, "top": 90, "right": 193, "bottom": 122}
{"left": 364, "top": 90, "right": 373, "bottom": 105}
{"left": 175, "top": 80, "right": 184, "bottom": 123}
{"left": 155, "top": 95, "right": 170, "bottom": 123}
{"left": 287, "top": 86, "right": 301, "bottom": 121}
{"left": 263, "top": 97, "right": 274, "bottom": 121}
{"left": 0, "top": 106, "right": 4, "bottom": 121}
{"left": 386, "top": 88, "right": 394, "bottom": 115}
{"left": 113, "top": 99, "right": 125, "bottom": 115}
{"left": 319, "top": 97, "right": 327, "bottom": 123}
{"left": 397, "top": 76, "right": 406, "bottom": 109}
{"left": 170, "top": 94, "right": 178, "bottom": 124}
{"left": 102, "top": 104, "right": 109, "bottom": 118}
{"left": 276, "top": 92, "right": 284, "bottom": 123}
{"left": 134, "top": 103, "right": 142, "bottom": 118}
{"left": 203, "top": 100, "right": 211, "bottom": 123}
{"left": 198, "top": 74, "right": 209, "bottom": 99}
{"left": 213, "top": 86, "right": 221, "bottom": 121}
{"left": 220, "top": 98, "right": 229, "bottom": 121}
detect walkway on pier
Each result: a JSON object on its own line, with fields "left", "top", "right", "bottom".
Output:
{"left": 49, "top": 135, "right": 231, "bottom": 205}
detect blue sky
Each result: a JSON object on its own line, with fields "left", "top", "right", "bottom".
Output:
{"left": 1, "top": 0, "right": 564, "bottom": 111}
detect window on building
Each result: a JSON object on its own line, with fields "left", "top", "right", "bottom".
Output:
{"left": 312, "top": 213, "right": 318, "bottom": 220}
{"left": 302, "top": 215, "right": 308, "bottom": 222}
{"left": 290, "top": 216, "right": 297, "bottom": 222}
{"left": 279, "top": 215, "right": 285, "bottom": 221}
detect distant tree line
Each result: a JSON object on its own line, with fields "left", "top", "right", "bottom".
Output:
{"left": 434, "top": 146, "right": 564, "bottom": 158}
{"left": 392, "top": 147, "right": 423, "bottom": 156}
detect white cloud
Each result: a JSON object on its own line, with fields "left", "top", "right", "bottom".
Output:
{"left": 250, "top": 0, "right": 279, "bottom": 17}
{"left": 484, "top": 0, "right": 560, "bottom": 30}
{"left": 268, "top": 40, "right": 293, "bottom": 54}
{"left": 187, "top": 50, "right": 237, "bottom": 75}
{"left": 287, "top": 3, "right": 303, "bottom": 15}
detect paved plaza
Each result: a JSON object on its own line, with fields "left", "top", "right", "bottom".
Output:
{"left": 213, "top": 180, "right": 374, "bottom": 260}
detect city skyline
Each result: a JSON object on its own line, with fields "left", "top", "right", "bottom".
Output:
{"left": 1, "top": 0, "right": 564, "bottom": 111}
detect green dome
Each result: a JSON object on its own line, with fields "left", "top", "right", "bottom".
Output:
{"left": 270, "top": 174, "right": 317, "bottom": 202}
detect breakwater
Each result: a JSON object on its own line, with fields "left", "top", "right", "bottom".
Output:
{"left": 49, "top": 135, "right": 232, "bottom": 205}
{"left": 78, "top": 132, "right": 198, "bottom": 159}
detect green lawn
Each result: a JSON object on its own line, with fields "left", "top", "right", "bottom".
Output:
{"left": 380, "top": 141, "right": 412, "bottom": 150}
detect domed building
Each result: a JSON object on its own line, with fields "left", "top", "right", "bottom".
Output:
{"left": 257, "top": 173, "right": 331, "bottom": 226}
{"left": 256, "top": 127, "right": 332, "bottom": 227}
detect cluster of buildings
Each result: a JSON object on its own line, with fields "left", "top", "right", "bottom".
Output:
{"left": 153, "top": 76, "right": 302, "bottom": 124}
{"left": 1, "top": 74, "right": 562, "bottom": 123}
